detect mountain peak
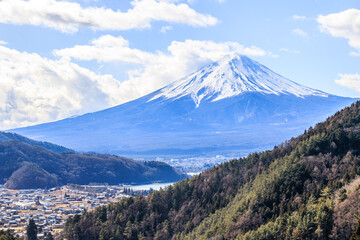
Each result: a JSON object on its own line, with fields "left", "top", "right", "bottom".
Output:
{"left": 219, "top": 52, "right": 248, "bottom": 62}
{"left": 150, "top": 54, "right": 327, "bottom": 107}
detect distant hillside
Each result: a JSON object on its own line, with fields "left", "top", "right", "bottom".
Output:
{"left": 65, "top": 101, "right": 360, "bottom": 239}
{"left": 0, "top": 131, "right": 73, "bottom": 153}
{"left": 4, "top": 162, "right": 58, "bottom": 189}
{"left": 0, "top": 141, "right": 186, "bottom": 189}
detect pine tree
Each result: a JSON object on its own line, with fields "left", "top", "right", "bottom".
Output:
{"left": 44, "top": 232, "right": 54, "bottom": 240}
{"left": 0, "top": 230, "right": 18, "bottom": 240}
{"left": 351, "top": 216, "right": 360, "bottom": 240}
{"left": 26, "top": 219, "right": 37, "bottom": 240}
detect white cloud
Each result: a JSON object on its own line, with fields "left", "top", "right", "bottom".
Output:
{"left": 54, "top": 35, "right": 274, "bottom": 108}
{"left": 54, "top": 35, "right": 156, "bottom": 63}
{"left": 292, "top": 15, "right": 308, "bottom": 21}
{"left": 54, "top": 35, "right": 273, "bottom": 63}
{"left": 161, "top": 25, "right": 173, "bottom": 33}
{"left": 350, "top": 51, "right": 360, "bottom": 57}
{"left": 54, "top": 36, "right": 273, "bottom": 89}
{"left": 0, "top": 0, "right": 218, "bottom": 33}
{"left": 0, "top": 40, "right": 7, "bottom": 45}
{"left": 280, "top": 48, "right": 300, "bottom": 54}
{"left": 0, "top": 45, "right": 129, "bottom": 129}
{"left": 335, "top": 73, "right": 360, "bottom": 93}
{"left": 318, "top": 9, "right": 360, "bottom": 52}
{"left": 186, "top": 0, "right": 224, "bottom": 4}
{"left": 292, "top": 28, "right": 309, "bottom": 38}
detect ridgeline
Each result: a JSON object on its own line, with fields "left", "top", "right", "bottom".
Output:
{"left": 0, "top": 141, "right": 186, "bottom": 189}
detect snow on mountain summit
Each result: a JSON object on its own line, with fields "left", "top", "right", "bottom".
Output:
{"left": 150, "top": 53, "right": 327, "bottom": 107}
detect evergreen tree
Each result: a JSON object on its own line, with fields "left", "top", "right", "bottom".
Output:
{"left": 351, "top": 217, "right": 360, "bottom": 240}
{"left": 44, "top": 232, "right": 54, "bottom": 240}
{"left": 0, "top": 230, "right": 19, "bottom": 240}
{"left": 26, "top": 219, "right": 37, "bottom": 240}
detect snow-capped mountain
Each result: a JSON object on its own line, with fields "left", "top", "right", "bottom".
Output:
{"left": 151, "top": 54, "right": 326, "bottom": 107}
{"left": 9, "top": 54, "right": 357, "bottom": 157}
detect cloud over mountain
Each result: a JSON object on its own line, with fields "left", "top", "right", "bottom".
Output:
{"left": 0, "top": 0, "right": 218, "bottom": 33}
{"left": 0, "top": 45, "right": 124, "bottom": 129}
{"left": 318, "top": 9, "right": 360, "bottom": 94}
{"left": 318, "top": 9, "right": 360, "bottom": 55}
{"left": 335, "top": 73, "right": 360, "bottom": 93}
{"left": 54, "top": 35, "right": 274, "bottom": 105}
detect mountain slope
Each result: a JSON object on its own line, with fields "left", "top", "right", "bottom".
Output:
{"left": 0, "top": 141, "right": 186, "bottom": 189}
{"left": 64, "top": 101, "right": 360, "bottom": 240}
{"left": 10, "top": 54, "right": 356, "bottom": 157}
{"left": 4, "top": 162, "right": 59, "bottom": 189}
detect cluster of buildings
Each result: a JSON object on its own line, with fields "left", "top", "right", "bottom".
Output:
{"left": 159, "top": 155, "right": 231, "bottom": 173}
{"left": 0, "top": 184, "right": 132, "bottom": 239}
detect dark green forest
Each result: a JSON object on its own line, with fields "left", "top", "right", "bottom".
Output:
{"left": 0, "top": 230, "right": 20, "bottom": 240}
{"left": 64, "top": 101, "right": 360, "bottom": 239}
{"left": 0, "top": 141, "right": 186, "bottom": 189}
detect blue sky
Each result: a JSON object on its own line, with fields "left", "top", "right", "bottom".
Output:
{"left": 0, "top": 0, "right": 359, "bottom": 129}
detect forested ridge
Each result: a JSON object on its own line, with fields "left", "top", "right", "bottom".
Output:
{"left": 0, "top": 141, "right": 186, "bottom": 189}
{"left": 64, "top": 101, "right": 360, "bottom": 240}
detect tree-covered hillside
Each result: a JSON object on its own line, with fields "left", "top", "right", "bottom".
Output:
{"left": 0, "top": 141, "right": 186, "bottom": 189}
{"left": 65, "top": 101, "right": 360, "bottom": 239}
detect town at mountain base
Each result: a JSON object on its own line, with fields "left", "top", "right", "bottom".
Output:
{"left": 64, "top": 101, "right": 360, "bottom": 240}
{"left": 10, "top": 54, "right": 356, "bottom": 157}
